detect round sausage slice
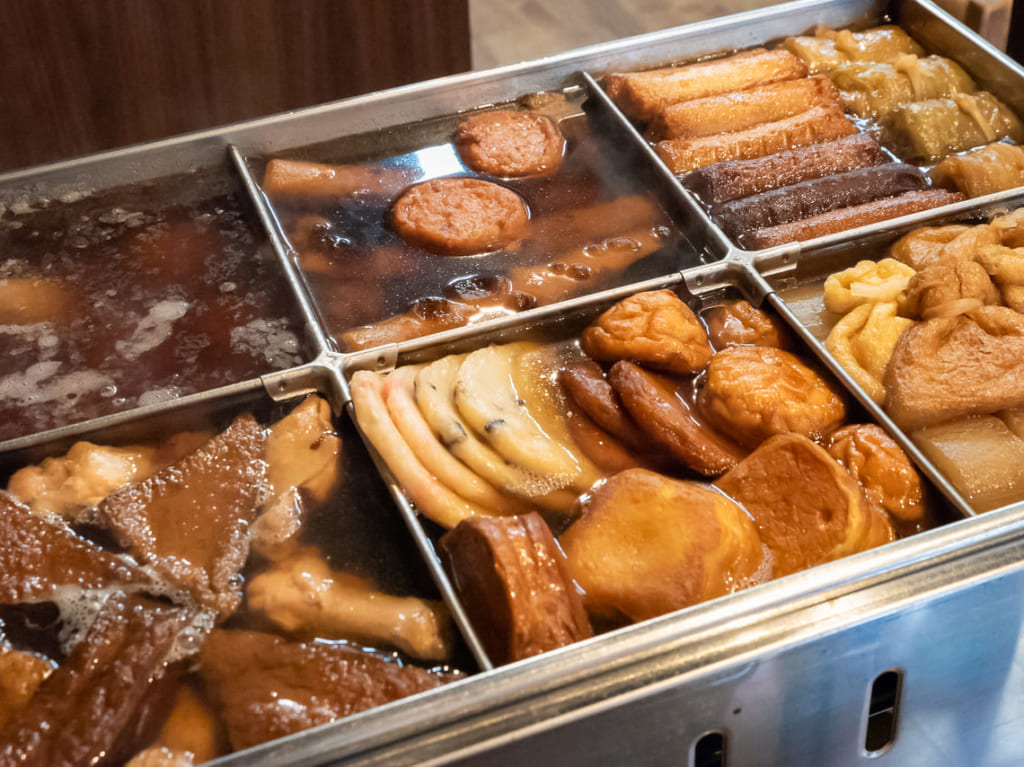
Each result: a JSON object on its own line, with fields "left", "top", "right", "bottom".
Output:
{"left": 455, "top": 110, "right": 565, "bottom": 177}
{"left": 392, "top": 177, "right": 529, "bottom": 256}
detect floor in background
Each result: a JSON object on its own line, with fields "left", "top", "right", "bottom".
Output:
{"left": 470, "top": 0, "right": 782, "bottom": 69}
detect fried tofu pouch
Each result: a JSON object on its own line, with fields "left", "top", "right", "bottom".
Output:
{"left": 560, "top": 469, "right": 766, "bottom": 622}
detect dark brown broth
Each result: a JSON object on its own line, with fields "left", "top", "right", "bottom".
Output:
{"left": 0, "top": 181, "right": 308, "bottom": 442}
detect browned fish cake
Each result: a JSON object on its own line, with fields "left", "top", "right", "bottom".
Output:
{"left": 827, "top": 424, "right": 930, "bottom": 529}
{"left": 581, "top": 289, "right": 713, "bottom": 375}
{"left": 561, "top": 468, "right": 766, "bottom": 622}
{"left": 455, "top": 109, "right": 565, "bottom": 177}
{"left": 558, "top": 360, "right": 649, "bottom": 451}
{"left": 704, "top": 299, "right": 790, "bottom": 350}
{"left": 609, "top": 361, "right": 746, "bottom": 476}
{"left": 698, "top": 345, "right": 846, "bottom": 448}
{"left": 391, "top": 178, "right": 529, "bottom": 256}
{"left": 716, "top": 434, "right": 893, "bottom": 578}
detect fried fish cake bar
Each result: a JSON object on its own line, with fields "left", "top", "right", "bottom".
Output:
{"left": 684, "top": 133, "right": 889, "bottom": 204}
{"left": 783, "top": 25, "right": 925, "bottom": 74}
{"left": 605, "top": 48, "right": 807, "bottom": 122}
{"left": 713, "top": 163, "right": 928, "bottom": 238}
{"left": 262, "top": 159, "right": 415, "bottom": 199}
{"left": 645, "top": 75, "right": 841, "bottom": 141}
{"left": 655, "top": 103, "right": 857, "bottom": 175}
{"left": 745, "top": 189, "right": 964, "bottom": 249}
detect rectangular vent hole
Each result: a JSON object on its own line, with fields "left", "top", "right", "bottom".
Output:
{"left": 693, "top": 731, "right": 725, "bottom": 767}
{"left": 864, "top": 669, "right": 903, "bottom": 753}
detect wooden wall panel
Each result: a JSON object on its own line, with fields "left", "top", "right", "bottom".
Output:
{"left": 0, "top": 0, "right": 470, "bottom": 172}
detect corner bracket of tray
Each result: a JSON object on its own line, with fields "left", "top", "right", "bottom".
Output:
{"left": 340, "top": 344, "right": 400, "bottom": 377}
{"left": 751, "top": 241, "right": 802, "bottom": 283}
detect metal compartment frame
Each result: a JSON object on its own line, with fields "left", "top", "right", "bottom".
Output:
{"left": 1, "top": 0, "right": 1024, "bottom": 764}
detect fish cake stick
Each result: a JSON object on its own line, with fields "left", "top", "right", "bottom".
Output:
{"left": 713, "top": 163, "right": 928, "bottom": 238}
{"left": 645, "top": 75, "right": 841, "bottom": 141}
{"left": 745, "top": 189, "right": 964, "bottom": 249}
{"left": 263, "top": 159, "right": 414, "bottom": 199}
{"left": 351, "top": 370, "right": 490, "bottom": 529}
{"left": 655, "top": 103, "right": 857, "bottom": 174}
{"left": 683, "top": 133, "right": 889, "bottom": 204}
{"left": 605, "top": 48, "right": 808, "bottom": 122}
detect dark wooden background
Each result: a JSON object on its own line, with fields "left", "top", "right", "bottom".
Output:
{"left": 0, "top": 0, "right": 471, "bottom": 172}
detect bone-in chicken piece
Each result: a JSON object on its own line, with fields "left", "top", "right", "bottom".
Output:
{"left": 0, "top": 644, "right": 54, "bottom": 731}
{"left": 250, "top": 396, "right": 342, "bottom": 560}
{"left": 82, "top": 414, "right": 267, "bottom": 618}
{"left": 0, "top": 593, "right": 194, "bottom": 767}
{"left": 0, "top": 491, "right": 148, "bottom": 604}
{"left": 248, "top": 550, "right": 453, "bottom": 662}
{"left": 6, "top": 432, "right": 210, "bottom": 520}
{"left": 440, "top": 513, "right": 592, "bottom": 664}
{"left": 199, "top": 629, "right": 456, "bottom": 752}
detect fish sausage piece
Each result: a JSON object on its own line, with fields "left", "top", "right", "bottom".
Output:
{"left": 605, "top": 48, "right": 808, "bottom": 122}
{"left": 712, "top": 162, "right": 928, "bottom": 238}
{"left": 645, "top": 75, "right": 841, "bottom": 141}
{"left": 683, "top": 133, "right": 889, "bottom": 204}
{"left": 745, "top": 189, "right": 965, "bottom": 249}
{"left": 655, "top": 103, "right": 857, "bottom": 175}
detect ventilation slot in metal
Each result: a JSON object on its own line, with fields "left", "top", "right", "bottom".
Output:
{"left": 864, "top": 669, "right": 903, "bottom": 753}
{"left": 693, "top": 731, "right": 725, "bottom": 767}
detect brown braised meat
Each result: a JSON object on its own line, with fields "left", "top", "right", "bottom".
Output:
{"left": 455, "top": 109, "right": 565, "bottom": 177}
{"left": 199, "top": 630, "right": 455, "bottom": 751}
{"left": 82, "top": 414, "right": 267, "bottom": 618}
{"left": 609, "top": 361, "right": 746, "bottom": 476}
{"left": 0, "top": 593, "right": 193, "bottom": 767}
{"left": 716, "top": 434, "right": 894, "bottom": 578}
{"left": 0, "top": 491, "right": 147, "bottom": 604}
{"left": 581, "top": 289, "right": 713, "bottom": 375}
{"left": 698, "top": 345, "right": 846, "bottom": 449}
{"left": 704, "top": 299, "right": 790, "bottom": 350}
{"left": 560, "top": 469, "right": 766, "bottom": 622}
{"left": 885, "top": 307, "right": 1024, "bottom": 429}
{"left": 440, "top": 513, "right": 592, "bottom": 665}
